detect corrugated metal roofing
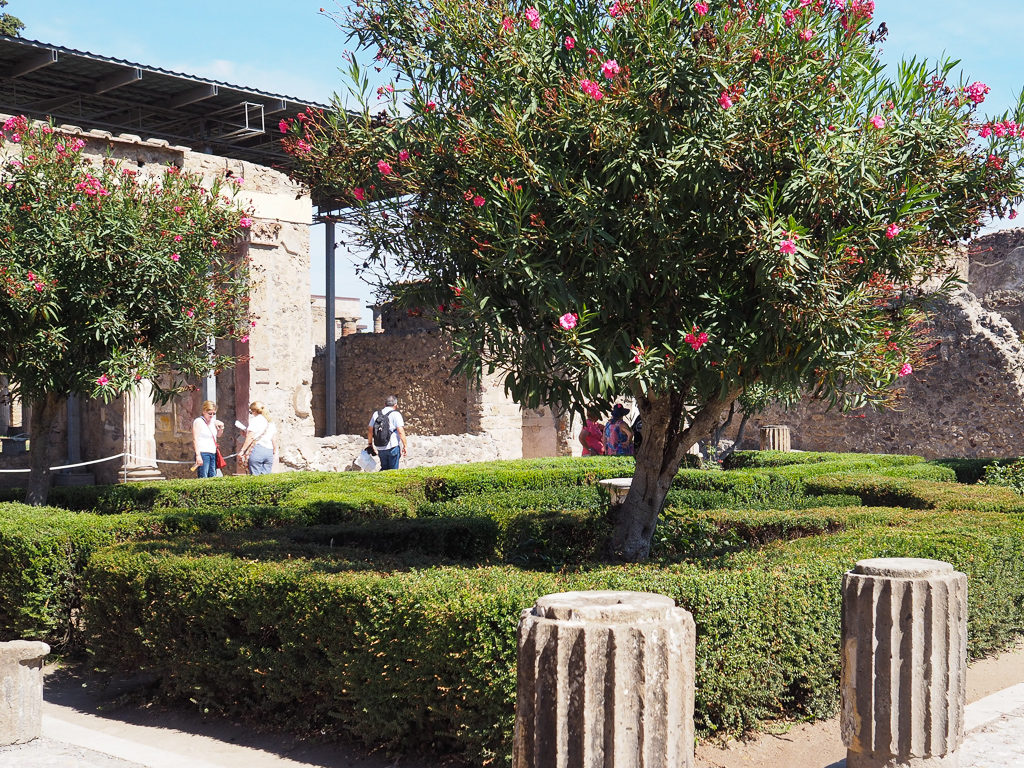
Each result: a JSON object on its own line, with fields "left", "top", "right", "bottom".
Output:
{"left": 0, "top": 35, "right": 331, "bottom": 169}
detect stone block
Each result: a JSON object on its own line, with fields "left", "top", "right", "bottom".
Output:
{"left": 841, "top": 558, "right": 968, "bottom": 768}
{"left": 0, "top": 640, "right": 50, "bottom": 745}
{"left": 514, "top": 590, "right": 695, "bottom": 768}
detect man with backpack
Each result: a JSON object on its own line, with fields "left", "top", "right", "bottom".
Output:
{"left": 367, "top": 394, "right": 408, "bottom": 470}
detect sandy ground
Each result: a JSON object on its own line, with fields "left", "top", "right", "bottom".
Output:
{"left": 694, "top": 640, "right": 1024, "bottom": 768}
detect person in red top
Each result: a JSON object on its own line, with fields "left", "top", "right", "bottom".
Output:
{"left": 579, "top": 408, "right": 606, "bottom": 456}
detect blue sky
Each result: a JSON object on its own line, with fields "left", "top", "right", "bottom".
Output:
{"left": 13, "top": 1, "right": 1024, "bottom": 310}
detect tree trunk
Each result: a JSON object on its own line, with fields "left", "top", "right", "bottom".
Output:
{"left": 25, "top": 393, "right": 63, "bottom": 506}
{"left": 609, "top": 388, "right": 739, "bottom": 562}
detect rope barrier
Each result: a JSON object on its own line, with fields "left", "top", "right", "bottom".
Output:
{"left": 0, "top": 450, "right": 241, "bottom": 474}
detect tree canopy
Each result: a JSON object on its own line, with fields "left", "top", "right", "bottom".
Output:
{"left": 0, "top": 0, "right": 23, "bottom": 37}
{"left": 288, "top": 0, "right": 1024, "bottom": 559}
{"left": 0, "top": 117, "right": 253, "bottom": 503}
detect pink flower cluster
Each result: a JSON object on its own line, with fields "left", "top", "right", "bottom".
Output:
{"left": 580, "top": 79, "right": 604, "bottom": 101}
{"left": 978, "top": 120, "right": 1020, "bottom": 138}
{"left": 631, "top": 344, "right": 645, "bottom": 364}
{"left": 559, "top": 312, "right": 578, "bottom": 330}
{"left": 869, "top": 114, "right": 886, "bottom": 130}
{"left": 964, "top": 82, "right": 990, "bottom": 105}
{"left": 601, "top": 59, "right": 621, "bottom": 79}
{"left": 718, "top": 91, "right": 733, "bottom": 110}
{"left": 75, "top": 174, "right": 110, "bottom": 197}
{"left": 897, "top": 363, "right": 913, "bottom": 377}
{"left": 501, "top": 16, "right": 515, "bottom": 32}
{"left": 239, "top": 216, "right": 253, "bottom": 228}
{"left": 96, "top": 374, "right": 110, "bottom": 386}
{"left": 885, "top": 223, "right": 902, "bottom": 239}
{"left": 564, "top": 36, "right": 575, "bottom": 50}
{"left": 685, "top": 326, "right": 708, "bottom": 351}
{"left": 377, "top": 159, "right": 393, "bottom": 175}
{"left": 525, "top": 7, "right": 540, "bottom": 29}
{"left": 779, "top": 235, "right": 798, "bottom": 255}
{"left": 694, "top": 1, "right": 709, "bottom": 14}
{"left": 799, "top": 28, "right": 815, "bottom": 42}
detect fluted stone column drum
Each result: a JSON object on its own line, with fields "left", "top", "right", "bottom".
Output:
{"left": 759, "top": 424, "right": 791, "bottom": 451}
{"left": 513, "top": 590, "right": 696, "bottom": 768}
{"left": 841, "top": 558, "right": 968, "bottom": 768}
{"left": 0, "top": 640, "right": 50, "bottom": 745}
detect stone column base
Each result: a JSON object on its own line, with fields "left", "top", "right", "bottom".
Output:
{"left": 121, "top": 466, "right": 165, "bottom": 483}
{"left": 0, "top": 640, "right": 50, "bottom": 745}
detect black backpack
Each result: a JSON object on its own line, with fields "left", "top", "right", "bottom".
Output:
{"left": 373, "top": 409, "right": 395, "bottom": 446}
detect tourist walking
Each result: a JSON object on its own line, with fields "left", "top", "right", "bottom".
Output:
{"left": 192, "top": 400, "right": 224, "bottom": 478}
{"left": 579, "top": 408, "right": 606, "bottom": 455}
{"left": 239, "top": 401, "right": 277, "bottom": 475}
{"left": 368, "top": 394, "right": 407, "bottom": 470}
{"left": 603, "top": 403, "right": 634, "bottom": 456}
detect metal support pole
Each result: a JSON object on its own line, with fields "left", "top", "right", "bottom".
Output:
{"left": 325, "top": 217, "right": 337, "bottom": 436}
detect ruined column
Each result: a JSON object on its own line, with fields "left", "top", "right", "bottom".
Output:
{"left": 0, "top": 640, "right": 50, "bottom": 745}
{"left": 759, "top": 424, "right": 791, "bottom": 451}
{"left": 841, "top": 558, "right": 968, "bottom": 768}
{"left": 514, "top": 590, "right": 696, "bottom": 768}
{"left": 121, "top": 380, "right": 164, "bottom": 482}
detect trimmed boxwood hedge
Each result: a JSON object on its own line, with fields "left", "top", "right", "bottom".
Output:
{"left": 3, "top": 451, "right": 1024, "bottom": 766}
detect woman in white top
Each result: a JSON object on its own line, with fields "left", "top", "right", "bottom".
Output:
{"left": 240, "top": 401, "right": 277, "bottom": 475}
{"left": 192, "top": 400, "right": 224, "bottom": 478}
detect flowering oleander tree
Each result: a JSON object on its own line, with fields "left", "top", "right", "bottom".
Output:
{"left": 289, "top": 0, "right": 1024, "bottom": 560}
{"left": 0, "top": 117, "right": 254, "bottom": 504}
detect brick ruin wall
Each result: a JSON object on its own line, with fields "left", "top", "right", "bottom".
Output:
{"left": 735, "top": 229, "right": 1024, "bottom": 458}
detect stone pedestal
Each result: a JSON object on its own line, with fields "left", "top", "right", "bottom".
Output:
{"left": 759, "top": 424, "right": 791, "bottom": 451}
{"left": 0, "top": 640, "right": 50, "bottom": 745}
{"left": 597, "top": 478, "right": 632, "bottom": 506}
{"left": 513, "top": 590, "right": 696, "bottom": 768}
{"left": 841, "top": 558, "right": 968, "bottom": 768}
{"left": 121, "top": 380, "right": 164, "bottom": 482}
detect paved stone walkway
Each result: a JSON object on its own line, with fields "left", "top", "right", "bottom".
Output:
{"left": 2, "top": 679, "right": 1023, "bottom": 767}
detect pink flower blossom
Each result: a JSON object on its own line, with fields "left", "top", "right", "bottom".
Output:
{"left": 718, "top": 91, "right": 733, "bottom": 110}
{"left": 398, "top": 149, "right": 410, "bottom": 161}
{"left": 799, "top": 27, "right": 814, "bottom": 41}
{"left": 565, "top": 36, "right": 576, "bottom": 50}
{"left": 964, "top": 81, "right": 990, "bottom": 105}
{"left": 609, "top": 1, "right": 624, "bottom": 17}
{"left": 559, "top": 312, "right": 578, "bottom": 330}
{"left": 501, "top": 16, "right": 515, "bottom": 31}
{"left": 33, "top": 282, "right": 43, "bottom": 292}
{"left": 525, "top": 7, "right": 540, "bottom": 29}
{"left": 353, "top": 187, "right": 366, "bottom": 201}
{"left": 752, "top": 48, "right": 764, "bottom": 62}
{"left": 170, "top": 252, "right": 181, "bottom": 261}
{"left": 240, "top": 334, "right": 250, "bottom": 343}
{"left": 979, "top": 124, "right": 993, "bottom": 138}
{"left": 377, "top": 160, "right": 393, "bottom": 175}
{"left": 897, "top": 363, "right": 913, "bottom": 377}
{"left": 987, "top": 154, "right": 1004, "bottom": 170}
{"left": 96, "top": 375, "right": 110, "bottom": 386}
{"left": 296, "top": 140, "right": 312, "bottom": 153}
{"left": 26, "top": 272, "right": 35, "bottom": 281}
{"left": 278, "top": 118, "right": 289, "bottom": 133}
{"left": 580, "top": 79, "right": 604, "bottom": 101}
{"left": 694, "top": 1, "right": 709, "bottom": 14}
{"left": 1010, "top": 210, "right": 1019, "bottom": 220}
{"left": 425, "top": 101, "right": 437, "bottom": 112}
{"left": 685, "top": 326, "right": 709, "bottom": 351}
{"left": 602, "top": 59, "right": 621, "bottom": 79}
{"left": 211, "top": 238, "right": 219, "bottom": 247}
{"left": 869, "top": 114, "right": 886, "bottom": 130}
{"left": 783, "top": 8, "right": 798, "bottom": 26}
{"left": 631, "top": 344, "right": 645, "bottom": 364}
{"left": 779, "top": 238, "right": 797, "bottom": 255}
{"left": 186, "top": 309, "right": 195, "bottom": 318}
{"left": 472, "top": 195, "right": 486, "bottom": 207}
{"left": 885, "top": 223, "right": 902, "bottom": 239}
{"left": 239, "top": 216, "right": 254, "bottom": 228}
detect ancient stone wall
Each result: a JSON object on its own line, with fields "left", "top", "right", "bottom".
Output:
{"left": 742, "top": 230, "right": 1024, "bottom": 458}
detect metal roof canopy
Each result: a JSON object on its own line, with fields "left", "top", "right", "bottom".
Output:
{"left": 0, "top": 35, "right": 331, "bottom": 168}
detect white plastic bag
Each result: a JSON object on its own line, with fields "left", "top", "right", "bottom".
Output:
{"left": 355, "top": 448, "right": 378, "bottom": 472}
